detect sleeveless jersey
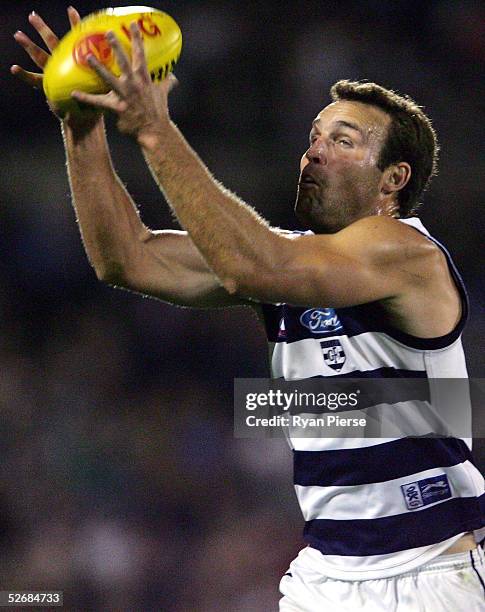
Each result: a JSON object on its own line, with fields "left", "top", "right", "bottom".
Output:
{"left": 261, "top": 217, "right": 485, "bottom": 580}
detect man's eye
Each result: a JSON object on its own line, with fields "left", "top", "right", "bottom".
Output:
{"left": 337, "top": 138, "right": 353, "bottom": 147}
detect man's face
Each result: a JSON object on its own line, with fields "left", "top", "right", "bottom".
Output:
{"left": 295, "top": 100, "right": 391, "bottom": 233}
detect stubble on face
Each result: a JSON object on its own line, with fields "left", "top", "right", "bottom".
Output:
{"left": 295, "top": 101, "right": 390, "bottom": 234}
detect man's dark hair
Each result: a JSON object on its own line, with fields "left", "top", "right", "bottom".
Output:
{"left": 330, "top": 80, "right": 439, "bottom": 217}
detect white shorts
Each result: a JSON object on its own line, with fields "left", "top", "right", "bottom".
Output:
{"left": 279, "top": 546, "right": 485, "bottom": 611}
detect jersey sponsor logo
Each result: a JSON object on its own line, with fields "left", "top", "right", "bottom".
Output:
{"left": 300, "top": 308, "right": 343, "bottom": 334}
{"left": 320, "top": 339, "right": 346, "bottom": 372}
{"left": 401, "top": 474, "right": 452, "bottom": 510}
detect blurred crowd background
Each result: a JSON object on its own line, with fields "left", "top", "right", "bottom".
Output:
{"left": 1, "top": 0, "right": 484, "bottom": 609}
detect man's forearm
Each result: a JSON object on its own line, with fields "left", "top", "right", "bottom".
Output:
{"left": 62, "top": 116, "right": 146, "bottom": 282}
{"left": 138, "top": 122, "right": 283, "bottom": 295}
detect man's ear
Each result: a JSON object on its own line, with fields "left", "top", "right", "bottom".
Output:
{"left": 380, "top": 162, "right": 411, "bottom": 195}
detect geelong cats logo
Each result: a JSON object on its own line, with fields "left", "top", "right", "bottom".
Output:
{"left": 320, "top": 339, "right": 347, "bottom": 372}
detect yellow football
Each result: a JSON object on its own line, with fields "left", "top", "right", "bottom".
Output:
{"left": 43, "top": 6, "right": 182, "bottom": 112}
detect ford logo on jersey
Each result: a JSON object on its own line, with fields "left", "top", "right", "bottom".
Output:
{"left": 300, "top": 308, "right": 343, "bottom": 334}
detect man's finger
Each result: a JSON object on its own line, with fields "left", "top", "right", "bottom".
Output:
{"left": 87, "top": 54, "right": 123, "bottom": 93}
{"left": 67, "top": 6, "right": 82, "bottom": 28}
{"left": 106, "top": 31, "right": 132, "bottom": 76}
{"left": 71, "top": 90, "right": 125, "bottom": 112}
{"left": 10, "top": 64, "right": 43, "bottom": 88}
{"left": 14, "top": 31, "right": 50, "bottom": 69}
{"left": 130, "top": 22, "right": 149, "bottom": 80}
{"left": 28, "top": 12, "right": 59, "bottom": 52}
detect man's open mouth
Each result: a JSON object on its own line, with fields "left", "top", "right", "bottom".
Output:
{"left": 299, "top": 176, "right": 319, "bottom": 186}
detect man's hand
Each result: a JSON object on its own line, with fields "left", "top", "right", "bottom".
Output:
{"left": 11, "top": 7, "right": 110, "bottom": 129}
{"left": 71, "top": 23, "right": 177, "bottom": 142}
{"left": 11, "top": 8, "right": 80, "bottom": 90}
{"left": 12, "top": 8, "right": 77, "bottom": 117}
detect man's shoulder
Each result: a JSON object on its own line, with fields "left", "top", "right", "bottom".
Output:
{"left": 334, "top": 215, "right": 441, "bottom": 269}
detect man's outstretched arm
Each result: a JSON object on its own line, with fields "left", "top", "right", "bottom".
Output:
{"left": 63, "top": 118, "right": 245, "bottom": 308}
{"left": 12, "top": 8, "right": 247, "bottom": 309}
{"left": 73, "top": 25, "right": 442, "bottom": 309}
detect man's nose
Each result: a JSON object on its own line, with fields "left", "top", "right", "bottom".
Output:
{"left": 306, "top": 138, "right": 328, "bottom": 165}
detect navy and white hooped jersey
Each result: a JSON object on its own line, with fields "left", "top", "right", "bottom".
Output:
{"left": 261, "top": 217, "right": 485, "bottom": 581}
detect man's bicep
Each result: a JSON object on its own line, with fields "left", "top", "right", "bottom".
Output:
{"left": 122, "top": 230, "right": 255, "bottom": 308}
